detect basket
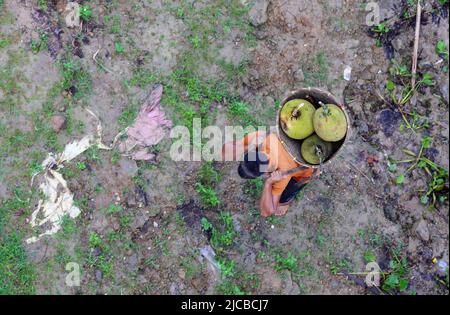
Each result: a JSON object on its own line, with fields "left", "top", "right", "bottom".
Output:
{"left": 276, "top": 87, "right": 351, "bottom": 168}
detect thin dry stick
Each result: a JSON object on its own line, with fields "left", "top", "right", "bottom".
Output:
{"left": 345, "top": 160, "right": 375, "bottom": 185}
{"left": 411, "top": 1, "right": 422, "bottom": 88}
{"left": 93, "top": 48, "right": 115, "bottom": 74}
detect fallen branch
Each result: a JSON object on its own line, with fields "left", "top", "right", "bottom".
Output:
{"left": 411, "top": 1, "right": 422, "bottom": 87}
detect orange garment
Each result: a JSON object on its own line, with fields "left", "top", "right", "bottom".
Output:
{"left": 243, "top": 131, "right": 316, "bottom": 196}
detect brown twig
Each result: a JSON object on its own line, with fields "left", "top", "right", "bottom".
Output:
{"left": 411, "top": 1, "right": 422, "bottom": 87}
{"left": 345, "top": 161, "right": 375, "bottom": 185}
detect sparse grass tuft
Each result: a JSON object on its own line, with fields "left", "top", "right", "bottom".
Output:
{"left": 0, "top": 193, "right": 36, "bottom": 294}
{"left": 79, "top": 5, "right": 93, "bottom": 22}
{"left": 60, "top": 58, "right": 92, "bottom": 99}
{"left": 87, "top": 232, "right": 114, "bottom": 277}
{"left": 303, "top": 52, "right": 329, "bottom": 86}
{"left": 196, "top": 183, "right": 220, "bottom": 207}
{"left": 275, "top": 252, "right": 298, "bottom": 272}
{"left": 0, "top": 232, "right": 36, "bottom": 294}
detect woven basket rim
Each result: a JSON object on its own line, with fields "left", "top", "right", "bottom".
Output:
{"left": 275, "top": 87, "right": 351, "bottom": 168}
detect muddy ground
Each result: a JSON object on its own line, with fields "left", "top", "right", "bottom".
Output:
{"left": 0, "top": 0, "right": 448, "bottom": 295}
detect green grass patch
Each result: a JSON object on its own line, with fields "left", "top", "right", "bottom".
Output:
{"left": 201, "top": 212, "right": 237, "bottom": 252}
{"left": 198, "top": 162, "right": 220, "bottom": 186}
{"left": 86, "top": 232, "right": 114, "bottom": 277}
{"left": 196, "top": 183, "right": 220, "bottom": 207}
{"left": 0, "top": 192, "right": 36, "bottom": 294}
{"left": 60, "top": 58, "right": 92, "bottom": 100}
{"left": 274, "top": 252, "right": 298, "bottom": 272}
{"left": 30, "top": 30, "right": 48, "bottom": 54}
{"left": 0, "top": 232, "right": 36, "bottom": 294}
{"left": 303, "top": 52, "right": 330, "bottom": 86}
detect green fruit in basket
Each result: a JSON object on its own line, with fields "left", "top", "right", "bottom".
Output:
{"left": 313, "top": 103, "right": 347, "bottom": 142}
{"left": 301, "top": 134, "right": 333, "bottom": 165}
{"left": 280, "top": 99, "right": 316, "bottom": 140}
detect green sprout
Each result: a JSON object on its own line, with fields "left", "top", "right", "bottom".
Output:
{"left": 372, "top": 23, "right": 389, "bottom": 34}
{"left": 79, "top": 5, "right": 93, "bottom": 22}
{"left": 384, "top": 73, "right": 435, "bottom": 133}
{"left": 436, "top": 40, "right": 448, "bottom": 59}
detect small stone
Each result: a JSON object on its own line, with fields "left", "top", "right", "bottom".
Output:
{"left": 407, "top": 237, "right": 420, "bottom": 255}
{"left": 294, "top": 68, "right": 304, "bottom": 82}
{"left": 118, "top": 158, "right": 138, "bottom": 177}
{"left": 254, "top": 29, "right": 268, "bottom": 40}
{"left": 441, "top": 83, "right": 449, "bottom": 103}
{"left": 148, "top": 208, "right": 161, "bottom": 217}
{"left": 383, "top": 204, "right": 398, "bottom": 222}
{"left": 131, "top": 213, "right": 147, "bottom": 230}
{"left": 415, "top": 219, "right": 430, "bottom": 242}
{"left": 50, "top": 114, "right": 67, "bottom": 132}
{"left": 248, "top": 0, "right": 269, "bottom": 27}
{"left": 392, "top": 38, "right": 403, "bottom": 52}
{"left": 178, "top": 269, "right": 186, "bottom": 280}
{"left": 346, "top": 39, "right": 360, "bottom": 50}
{"left": 128, "top": 254, "right": 138, "bottom": 268}
{"left": 126, "top": 194, "right": 138, "bottom": 207}
{"left": 58, "top": 104, "right": 67, "bottom": 112}
{"left": 169, "top": 283, "right": 180, "bottom": 295}
{"left": 153, "top": 221, "right": 158, "bottom": 228}
{"left": 432, "top": 237, "right": 447, "bottom": 258}
{"left": 343, "top": 66, "right": 352, "bottom": 81}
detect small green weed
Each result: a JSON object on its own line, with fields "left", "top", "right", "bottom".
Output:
{"left": 216, "top": 281, "right": 246, "bottom": 295}
{"left": 87, "top": 232, "right": 114, "bottom": 277}
{"left": 372, "top": 23, "right": 389, "bottom": 34}
{"left": 390, "top": 137, "right": 448, "bottom": 208}
{"left": 196, "top": 183, "right": 220, "bottom": 207}
{"left": 274, "top": 252, "right": 298, "bottom": 272}
{"left": 114, "top": 41, "right": 125, "bottom": 54}
{"left": 201, "top": 213, "right": 237, "bottom": 252}
{"left": 436, "top": 40, "right": 448, "bottom": 59}
{"left": 60, "top": 59, "right": 92, "bottom": 99}
{"left": 198, "top": 162, "right": 220, "bottom": 186}
{"left": 30, "top": 31, "right": 48, "bottom": 54}
{"left": 103, "top": 204, "right": 123, "bottom": 215}
{"left": 303, "top": 52, "right": 329, "bottom": 86}
{"left": 79, "top": 5, "right": 93, "bottom": 22}
{"left": 382, "top": 251, "right": 409, "bottom": 293}
{"left": 243, "top": 177, "right": 264, "bottom": 199}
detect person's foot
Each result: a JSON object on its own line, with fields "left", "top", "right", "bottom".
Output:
{"left": 274, "top": 204, "right": 289, "bottom": 216}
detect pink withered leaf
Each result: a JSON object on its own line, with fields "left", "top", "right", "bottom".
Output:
{"left": 125, "top": 85, "right": 172, "bottom": 160}
{"left": 131, "top": 149, "right": 155, "bottom": 161}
